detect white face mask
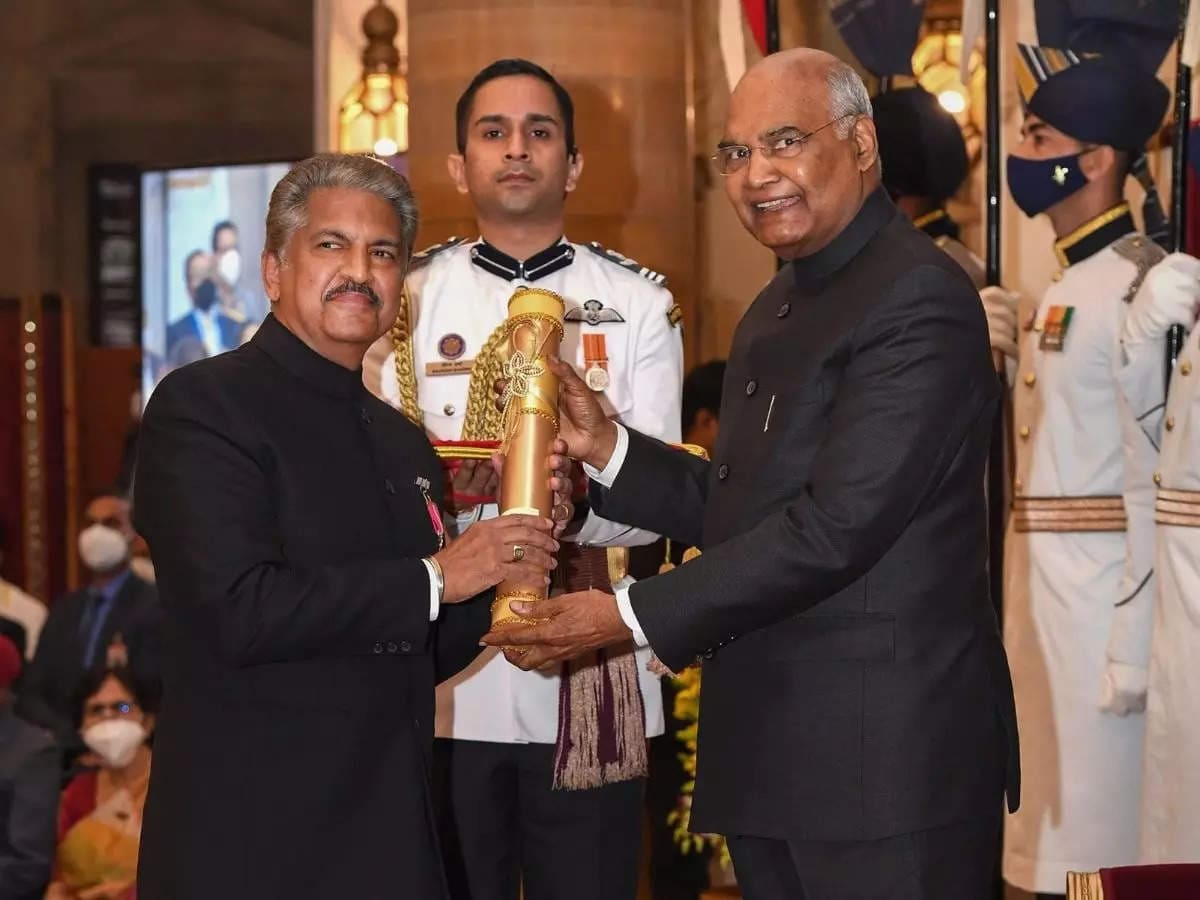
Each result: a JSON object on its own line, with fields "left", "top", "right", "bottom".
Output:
{"left": 78, "top": 524, "right": 129, "bottom": 573}
{"left": 217, "top": 248, "right": 241, "bottom": 286}
{"left": 82, "top": 718, "right": 147, "bottom": 769}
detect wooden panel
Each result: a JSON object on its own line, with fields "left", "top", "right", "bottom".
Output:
{"left": 75, "top": 346, "right": 141, "bottom": 514}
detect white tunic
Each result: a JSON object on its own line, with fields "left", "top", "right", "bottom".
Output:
{"left": 1002, "top": 235, "right": 1158, "bottom": 893}
{"left": 1120, "top": 320, "right": 1200, "bottom": 864}
{"left": 364, "top": 238, "right": 683, "bottom": 744}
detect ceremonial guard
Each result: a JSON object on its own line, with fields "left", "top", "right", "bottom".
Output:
{"left": 871, "top": 83, "right": 984, "bottom": 287}
{"left": 1114, "top": 252, "right": 1200, "bottom": 864}
{"left": 988, "top": 34, "right": 1172, "bottom": 895}
{"left": 364, "top": 59, "right": 682, "bottom": 900}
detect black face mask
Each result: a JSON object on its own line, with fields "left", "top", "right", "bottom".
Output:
{"left": 1006, "top": 149, "right": 1093, "bottom": 218}
{"left": 193, "top": 279, "right": 219, "bottom": 312}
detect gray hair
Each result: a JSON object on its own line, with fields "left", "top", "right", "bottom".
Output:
{"left": 826, "top": 61, "right": 873, "bottom": 138}
{"left": 264, "top": 153, "right": 419, "bottom": 259}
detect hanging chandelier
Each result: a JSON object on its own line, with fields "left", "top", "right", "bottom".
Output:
{"left": 338, "top": 0, "right": 409, "bottom": 157}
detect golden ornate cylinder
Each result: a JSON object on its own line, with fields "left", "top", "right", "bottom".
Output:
{"left": 494, "top": 287, "right": 565, "bottom": 627}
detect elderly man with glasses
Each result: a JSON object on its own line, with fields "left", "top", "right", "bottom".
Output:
{"left": 485, "top": 48, "right": 1020, "bottom": 900}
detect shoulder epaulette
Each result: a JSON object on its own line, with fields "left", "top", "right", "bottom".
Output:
{"left": 410, "top": 236, "right": 466, "bottom": 269}
{"left": 1112, "top": 233, "right": 1167, "bottom": 304}
{"left": 585, "top": 241, "right": 667, "bottom": 287}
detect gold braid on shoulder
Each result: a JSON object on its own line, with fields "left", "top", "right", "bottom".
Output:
{"left": 461, "top": 322, "right": 509, "bottom": 440}
{"left": 389, "top": 289, "right": 423, "bottom": 427}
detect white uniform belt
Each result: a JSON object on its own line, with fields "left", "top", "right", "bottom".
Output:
{"left": 1155, "top": 488, "right": 1200, "bottom": 527}
{"left": 1012, "top": 496, "right": 1127, "bottom": 533}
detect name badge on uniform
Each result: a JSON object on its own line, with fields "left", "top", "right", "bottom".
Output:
{"left": 1039, "top": 306, "right": 1074, "bottom": 352}
{"left": 425, "top": 360, "right": 475, "bottom": 376}
{"left": 416, "top": 476, "right": 446, "bottom": 550}
{"left": 582, "top": 333, "right": 610, "bottom": 391}
{"left": 426, "top": 334, "right": 475, "bottom": 376}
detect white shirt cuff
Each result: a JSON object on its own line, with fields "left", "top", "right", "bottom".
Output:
{"left": 615, "top": 584, "right": 648, "bottom": 648}
{"left": 421, "top": 558, "right": 440, "bottom": 621}
{"left": 583, "top": 423, "right": 629, "bottom": 488}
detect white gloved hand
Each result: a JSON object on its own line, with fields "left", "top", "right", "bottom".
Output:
{"left": 1123, "top": 252, "right": 1200, "bottom": 348}
{"left": 1099, "top": 661, "right": 1148, "bottom": 716}
{"left": 980, "top": 286, "right": 1019, "bottom": 361}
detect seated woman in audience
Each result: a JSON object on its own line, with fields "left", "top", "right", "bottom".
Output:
{"left": 44, "top": 666, "right": 156, "bottom": 900}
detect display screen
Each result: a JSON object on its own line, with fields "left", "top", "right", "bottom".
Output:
{"left": 140, "top": 162, "right": 292, "bottom": 400}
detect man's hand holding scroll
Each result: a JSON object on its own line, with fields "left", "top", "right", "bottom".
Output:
{"left": 482, "top": 357, "right": 634, "bottom": 668}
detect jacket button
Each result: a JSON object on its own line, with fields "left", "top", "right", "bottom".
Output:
{"left": 360, "top": 408, "right": 372, "bottom": 425}
{"left": 745, "top": 379, "right": 757, "bottom": 396}
{"left": 1166, "top": 416, "right": 1175, "bottom": 431}
{"left": 399, "top": 641, "right": 412, "bottom": 653}
{"left": 386, "top": 641, "right": 398, "bottom": 654}
{"left": 703, "top": 648, "right": 716, "bottom": 660}
{"left": 777, "top": 302, "right": 791, "bottom": 318}
{"left": 384, "top": 479, "right": 396, "bottom": 494}
{"left": 372, "top": 642, "right": 384, "bottom": 654}
{"left": 717, "top": 464, "right": 729, "bottom": 480}
{"left": 444, "top": 403, "right": 456, "bottom": 417}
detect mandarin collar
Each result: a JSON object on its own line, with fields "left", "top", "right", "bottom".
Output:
{"left": 789, "top": 187, "right": 898, "bottom": 289}
{"left": 469, "top": 237, "right": 575, "bottom": 282}
{"left": 1053, "top": 203, "right": 1136, "bottom": 268}
{"left": 252, "top": 313, "right": 365, "bottom": 400}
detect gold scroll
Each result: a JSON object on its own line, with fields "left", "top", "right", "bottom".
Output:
{"left": 494, "top": 287, "right": 565, "bottom": 628}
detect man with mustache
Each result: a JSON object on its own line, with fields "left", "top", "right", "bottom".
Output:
{"left": 364, "top": 58, "right": 683, "bottom": 900}
{"left": 132, "top": 153, "right": 561, "bottom": 899}
{"left": 485, "top": 49, "right": 1020, "bottom": 899}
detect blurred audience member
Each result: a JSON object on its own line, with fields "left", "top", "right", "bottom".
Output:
{"left": 0, "top": 525, "right": 47, "bottom": 660}
{"left": 680, "top": 360, "right": 726, "bottom": 456}
{"left": 211, "top": 220, "right": 250, "bottom": 322}
{"left": 0, "top": 635, "right": 58, "bottom": 900}
{"left": 165, "top": 252, "right": 241, "bottom": 360}
{"left": 45, "top": 666, "right": 157, "bottom": 900}
{"left": 18, "top": 495, "right": 160, "bottom": 753}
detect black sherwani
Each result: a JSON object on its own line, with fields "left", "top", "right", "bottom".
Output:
{"left": 133, "top": 314, "right": 489, "bottom": 899}
{"left": 592, "top": 190, "right": 1020, "bottom": 892}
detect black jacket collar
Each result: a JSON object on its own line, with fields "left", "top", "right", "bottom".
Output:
{"left": 470, "top": 238, "right": 575, "bottom": 282}
{"left": 790, "top": 187, "right": 898, "bottom": 289}
{"left": 252, "top": 313, "right": 365, "bottom": 400}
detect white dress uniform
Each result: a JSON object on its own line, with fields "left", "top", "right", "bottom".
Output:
{"left": 363, "top": 236, "right": 683, "bottom": 745}
{"left": 1002, "top": 208, "right": 1162, "bottom": 893}
{"left": 1117, "top": 284, "right": 1200, "bottom": 864}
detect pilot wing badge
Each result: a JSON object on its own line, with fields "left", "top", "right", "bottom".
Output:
{"left": 565, "top": 299, "right": 626, "bottom": 327}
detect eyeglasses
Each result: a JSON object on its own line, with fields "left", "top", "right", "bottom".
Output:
{"left": 84, "top": 701, "right": 137, "bottom": 719}
{"left": 711, "top": 114, "right": 856, "bottom": 176}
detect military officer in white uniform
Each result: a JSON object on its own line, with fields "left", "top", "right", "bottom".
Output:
{"left": 981, "top": 40, "right": 1171, "bottom": 897}
{"left": 1114, "top": 252, "right": 1200, "bottom": 864}
{"left": 363, "top": 59, "right": 682, "bottom": 900}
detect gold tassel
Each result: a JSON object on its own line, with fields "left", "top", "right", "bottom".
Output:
{"left": 659, "top": 539, "right": 675, "bottom": 574}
